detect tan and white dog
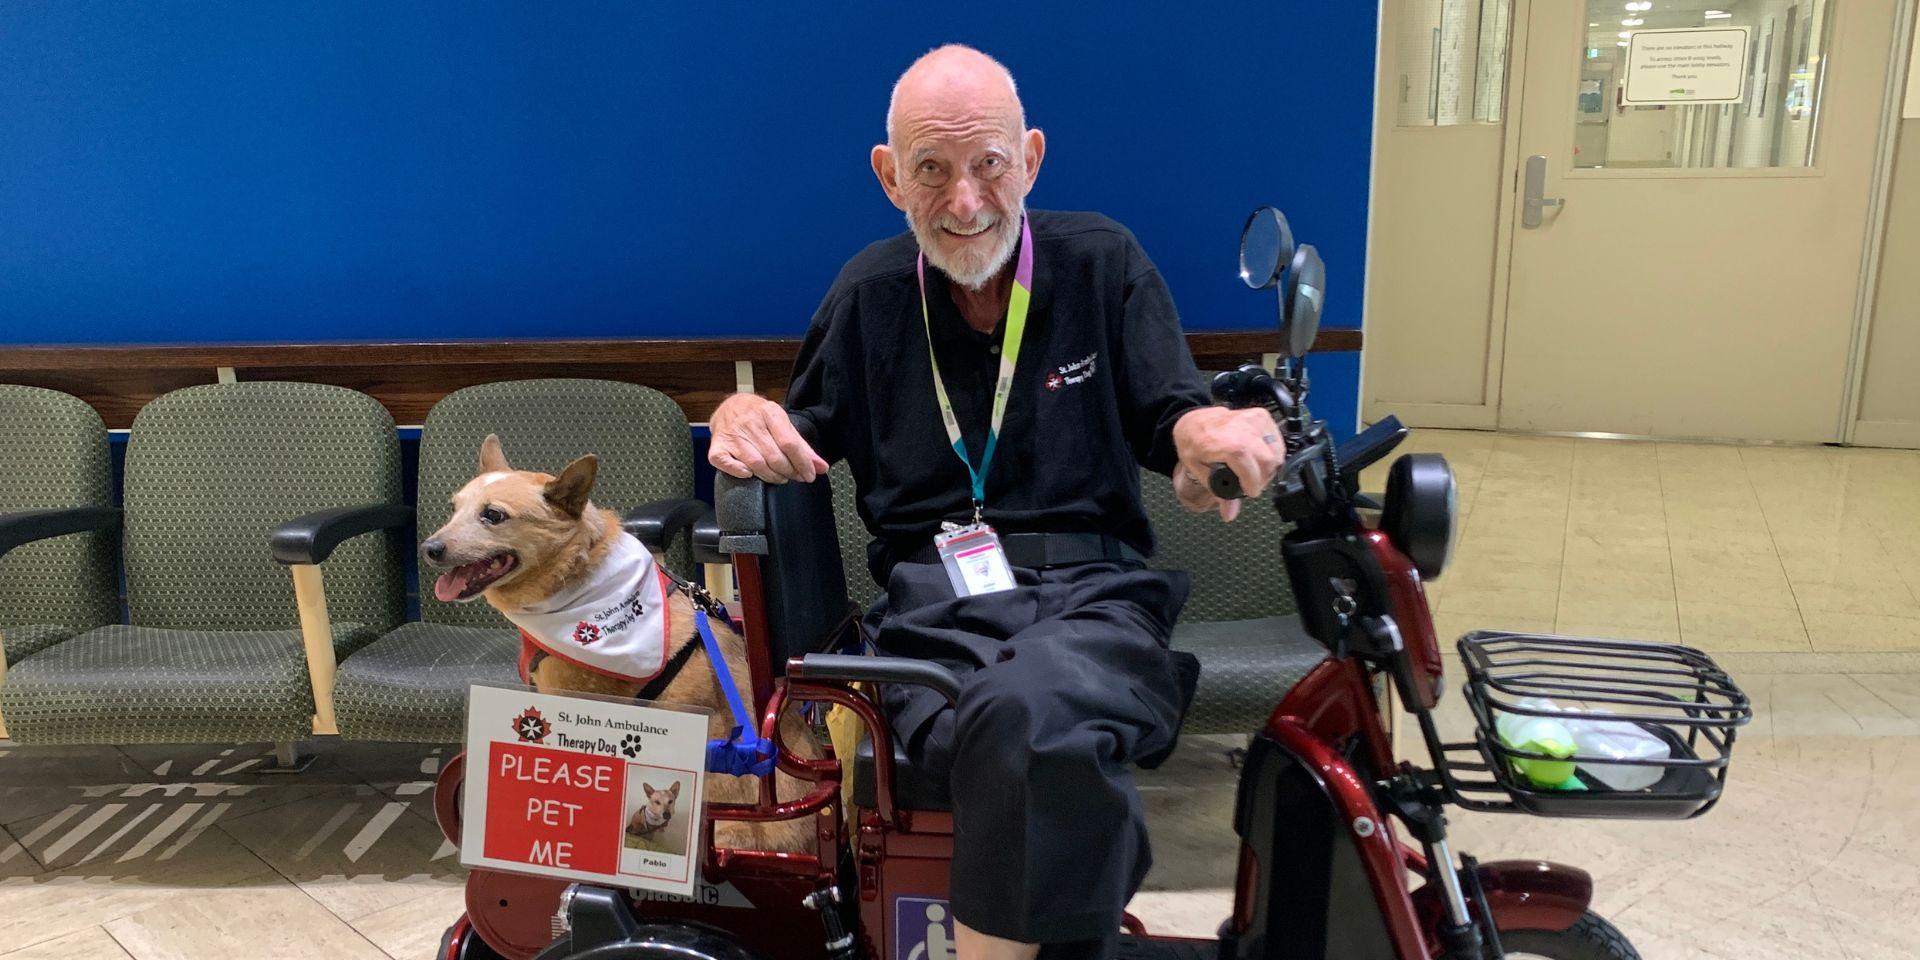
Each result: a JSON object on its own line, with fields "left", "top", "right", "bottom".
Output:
{"left": 421, "top": 435, "right": 817, "bottom": 853}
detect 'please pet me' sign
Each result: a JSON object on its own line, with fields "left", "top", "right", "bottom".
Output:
{"left": 461, "top": 684, "right": 709, "bottom": 896}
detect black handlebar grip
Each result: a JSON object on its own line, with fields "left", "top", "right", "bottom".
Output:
{"left": 1208, "top": 463, "right": 1244, "bottom": 500}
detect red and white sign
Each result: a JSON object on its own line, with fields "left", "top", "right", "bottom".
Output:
{"left": 461, "top": 684, "right": 708, "bottom": 896}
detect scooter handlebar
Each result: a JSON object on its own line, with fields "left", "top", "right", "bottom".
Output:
{"left": 1209, "top": 463, "right": 1245, "bottom": 500}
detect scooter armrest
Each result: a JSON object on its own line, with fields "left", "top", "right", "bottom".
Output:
{"left": 789, "top": 653, "right": 960, "bottom": 705}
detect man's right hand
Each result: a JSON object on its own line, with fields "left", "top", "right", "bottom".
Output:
{"left": 707, "top": 393, "right": 829, "bottom": 483}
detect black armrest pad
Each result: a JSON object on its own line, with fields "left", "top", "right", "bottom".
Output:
{"left": 0, "top": 507, "right": 121, "bottom": 561}
{"left": 271, "top": 503, "right": 413, "bottom": 565}
{"left": 790, "top": 653, "right": 961, "bottom": 706}
{"left": 691, "top": 515, "right": 725, "bottom": 565}
{"left": 622, "top": 498, "right": 709, "bottom": 554}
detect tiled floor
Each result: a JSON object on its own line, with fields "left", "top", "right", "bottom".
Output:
{"left": 4, "top": 429, "right": 1920, "bottom": 958}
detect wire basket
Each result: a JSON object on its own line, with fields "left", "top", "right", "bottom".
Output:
{"left": 1446, "top": 631, "right": 1752, "bottom": 819}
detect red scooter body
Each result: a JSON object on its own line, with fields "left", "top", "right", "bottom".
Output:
{"left": 1217, "top": 530, "right": 1589, "bottom": 959}
{"left": 438, "top": 529, "right": 1592, "bottom": 960}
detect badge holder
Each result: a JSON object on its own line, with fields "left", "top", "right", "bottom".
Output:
{"left": 935, "top": 521, "right": 1016, "bottom": 597}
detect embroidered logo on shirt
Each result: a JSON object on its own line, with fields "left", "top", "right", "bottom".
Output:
{"left": 573, "top": 621, "right": 602, "bottom": 645}
{"left": 1046, "top": 352, "right": 1098, "bottom": 392}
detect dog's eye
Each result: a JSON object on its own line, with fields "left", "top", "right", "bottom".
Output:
{"left": 479, "top": 506, "right": 508, "bottom": 525}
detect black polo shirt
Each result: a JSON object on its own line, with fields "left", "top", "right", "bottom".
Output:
{"left": 786, "top": 209, "right": 1209, "bottom": 582}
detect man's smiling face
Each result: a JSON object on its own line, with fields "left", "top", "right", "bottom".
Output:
{"left": 873, "top": 46, "right": 1044, "bottom": 290}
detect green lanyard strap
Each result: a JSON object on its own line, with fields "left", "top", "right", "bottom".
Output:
{"left": 916, "top": 215, "right": 1035, "bottom": 516}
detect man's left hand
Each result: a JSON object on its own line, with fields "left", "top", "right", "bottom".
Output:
{"left": 1171, "top": 406, "right": 1285, "bottom": 522}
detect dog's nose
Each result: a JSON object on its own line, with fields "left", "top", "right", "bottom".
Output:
{"left": 421, "top": 539, "right": 446, "bottom": 564}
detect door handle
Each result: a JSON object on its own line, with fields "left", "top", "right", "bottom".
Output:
{"left": 1522, "top": 154, "right": 1565, "bottom": 228}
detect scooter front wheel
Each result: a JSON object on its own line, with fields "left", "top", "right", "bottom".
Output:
{"left": 1499, "top": 911, "right": 1640, "bottom": 960}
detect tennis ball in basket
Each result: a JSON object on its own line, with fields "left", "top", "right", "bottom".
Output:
{"left": 1497, "top": 714, "right": 1580, "bottom": 788}
{"left": 1511, "top": 737, "right": 1578, "bottom": 789}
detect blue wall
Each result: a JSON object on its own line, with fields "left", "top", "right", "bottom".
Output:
{"left": 0, "top": 1, "right": 1373, "bottom": 431}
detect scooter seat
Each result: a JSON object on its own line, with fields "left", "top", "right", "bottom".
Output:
{"left": 852, "top": 734, "right": 952, "bottom": 812}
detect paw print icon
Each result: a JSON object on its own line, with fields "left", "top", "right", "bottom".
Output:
{"left": 620, "top": 733, "right": 643, "bottom": 758}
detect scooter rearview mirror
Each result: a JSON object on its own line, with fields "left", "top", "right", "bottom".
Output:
{"left": 1237, "top": 206, "right": 1293, "bottom": 291}
{"left": 1281, "top": 243, "right": 1325, "bottom": 360}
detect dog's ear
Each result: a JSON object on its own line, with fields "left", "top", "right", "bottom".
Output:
{"left": 668, "top": 781, "right": 681, "bottom": 800}
{"left": 642, "top": 782, "right": 656, "bottom": 796}
{"left": 544, "top": 455, "right": 599, "bottom": 518}
{"left": 478, "top": 434, "right": 511, "bottom": 474}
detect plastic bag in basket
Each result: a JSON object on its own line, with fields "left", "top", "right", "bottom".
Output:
{"left": 1499, "top": 697, "right": 1671, "bottom": 791}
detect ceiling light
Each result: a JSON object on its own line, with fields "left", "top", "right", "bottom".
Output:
{"left": 1619, "top": 31, "right": 1633, "bottom": 38}
{"left": 1617, "top": 40, "right": 1630, "bottom": 47}
{"left": 1622, "top": 17, "right": 1644, "bottom": 25}
{"left": 1705, "top": 10, "right": 1732, "bottom": 18}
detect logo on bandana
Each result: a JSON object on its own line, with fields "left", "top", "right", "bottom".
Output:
{"left": 573, "top": 621, "right": 602, "bottom": 645}
{"left": 1046, "top": 352, "right": 1097, "bottom": 392}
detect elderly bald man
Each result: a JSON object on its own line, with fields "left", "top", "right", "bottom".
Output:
{"left": 709, "top": 45, "right": 1279, "bottom": 960}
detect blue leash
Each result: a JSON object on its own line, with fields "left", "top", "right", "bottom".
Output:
{"left": 696, "top": 609, "right": 778, "bottom": 777}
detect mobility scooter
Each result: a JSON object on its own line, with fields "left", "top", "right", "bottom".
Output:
{"left": 433, "top": 207, "right": 1752, "bottom": 960}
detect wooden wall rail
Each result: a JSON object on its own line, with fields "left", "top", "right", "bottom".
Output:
{"left": 0, "top": 329, "right": 1361, "bottom": 429}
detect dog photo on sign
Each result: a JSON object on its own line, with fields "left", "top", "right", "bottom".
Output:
{"left": 623, "top": 766, "right": 692, "bottom": 861}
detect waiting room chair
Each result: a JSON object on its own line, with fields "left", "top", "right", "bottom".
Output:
{"left": 1138, "top": 469, "right": 1325, "bottom": 734}
{"left": 1, "top": 382, "right": 404, "bottom": 749}
{"left": 302, "top": 379, "right": 697, "bottom": 743}
{"left": 0, "top": 386, "right": 121, "bottom": 739}
{"left": 828, "top": 461, "right": 878, "bottom": 610}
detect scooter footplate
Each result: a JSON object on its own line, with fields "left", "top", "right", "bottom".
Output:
{"left": 1115, "top": 935, "right": 1218, "bottom": 960}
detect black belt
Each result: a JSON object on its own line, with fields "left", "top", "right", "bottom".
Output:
{"left": 907, "top": 531, "right": 1144, "bottom": 570}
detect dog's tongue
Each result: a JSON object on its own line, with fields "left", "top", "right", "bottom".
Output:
{"left": 433, "top": 566, "right": 478, "bottom": 602}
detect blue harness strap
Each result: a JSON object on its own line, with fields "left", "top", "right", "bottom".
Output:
{"left": 697, "top": 609, "right": 777, "bottom": 777}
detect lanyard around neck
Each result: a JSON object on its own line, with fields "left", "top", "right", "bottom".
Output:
{"left": 916, "top": 214, "right": 1035, "bottom": 515}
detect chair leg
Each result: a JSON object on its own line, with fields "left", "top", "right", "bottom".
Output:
{"left": 0, "top": 636, "right": 10, "bottom": 740}
{"left": 263, "top": 741, "right": 314, "bottom": 773}
{"left": 289, "top": 564, "right": 340, "bottom": 736}
{"left": 703, "top": 562, "right": 736, "bottom": 605}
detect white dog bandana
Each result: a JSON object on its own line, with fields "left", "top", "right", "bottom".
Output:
{"left": 503, "top": 533, "right": 672, "bottom": 684}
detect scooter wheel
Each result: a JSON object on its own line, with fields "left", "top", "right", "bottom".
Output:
{"left": 1499, "top": 910, "right": 1640, "bottom": 960}
{"left": 532, "top": 921, "right": 766, "bottom": 960}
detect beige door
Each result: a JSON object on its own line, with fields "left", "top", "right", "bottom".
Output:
{"left": 1498, "top": 0, "right": 1904, "bottom": 442}
{"left": 1364, "top": 0, "right": 1518, "bottom": 430}
{"left": 1848, "top": 24, "right": 1920, "bottom": 448}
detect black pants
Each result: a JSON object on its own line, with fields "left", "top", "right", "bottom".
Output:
{"left": 865, "top": 560, "right": 1190, "bottom": 960}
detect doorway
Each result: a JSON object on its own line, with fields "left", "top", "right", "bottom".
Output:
{"left": 1366, "top": 0, "right": 1909, "bottom": 442}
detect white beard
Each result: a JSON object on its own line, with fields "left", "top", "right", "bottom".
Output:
{"left": 909, "top": 202, "right": 1024, "bottom": 291}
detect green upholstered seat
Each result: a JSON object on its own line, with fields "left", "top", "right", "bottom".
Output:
{"left": 0, "top": 386, "right": 118, "bottom": 665}
{"left": 3, "top": 622, "right": 375, "bottom": 744}
{"left": 332, "top": 621, "right": 520, "bottom": 743}
{"left": 1138, "top": 468, "right": 1324, "bottom": 734}
{"left": 2, "top": 382, "right": 404, "bottom": 744}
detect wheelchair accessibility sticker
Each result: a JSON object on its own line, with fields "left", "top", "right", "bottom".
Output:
{"left": 894, "top": 897, "right": 956, "bottom": 960}
{"left": 461, "top": 683, "right": 709, "bottom": 898}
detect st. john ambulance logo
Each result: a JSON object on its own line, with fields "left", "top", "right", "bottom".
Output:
{"left": 573, "top": 621, "right": 602, "bottom": 645}
{"left": 511, "top": 706, "right": 552, "bottom": 744}
{"left": 1046, "top": 352, "right": 1097, "bottom": 391}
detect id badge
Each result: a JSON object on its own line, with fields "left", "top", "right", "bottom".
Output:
{"left": 935, "top": 523, "right": 1016, "bottom": 597}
